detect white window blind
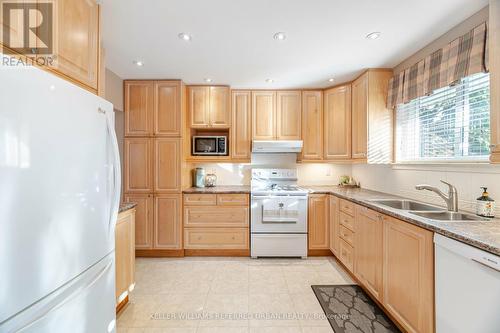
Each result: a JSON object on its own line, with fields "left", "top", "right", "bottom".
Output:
{"left": 396, "top": 72, "right": 490, "bottom": 162}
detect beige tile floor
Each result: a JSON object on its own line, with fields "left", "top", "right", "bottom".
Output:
{"left": 117, "top": 257, "right": 354, "bottom": 333}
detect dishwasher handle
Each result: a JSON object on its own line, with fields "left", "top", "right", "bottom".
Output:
{"left": 472, "top": 258, "right": 500, "bottom": 273}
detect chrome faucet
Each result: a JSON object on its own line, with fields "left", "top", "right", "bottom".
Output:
{"left": 415, "top": 180, "right": 458, "bottom": 212}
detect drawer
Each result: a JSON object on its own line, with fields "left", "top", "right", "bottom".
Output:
{"left": 357, "top": 204, "right": 384, "bottom": 221}
{"left": 184, "top": 206, "right": 249, "bottom": 227}
{"left": 339, "top": 211, "right": 355, "bottom": 232}
{"left": 340, "top": 199, "right": 355, "bottom": 216}
{"left": 339, "top": 225, "right": 354, "bottom": 246}
{"left": 217, "top": 194, "right": 249, "bottom": 206}
{"left": 183, "top": 194, "right": 217, "bottom": 206}
{"left": 184, "top": 228, "right": 249, "bottom": 249}
{"left": 339, "top": 239, "right": 354, "bottom": 272}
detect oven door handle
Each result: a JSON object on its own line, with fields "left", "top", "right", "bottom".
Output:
{"left": 262, "top": 219, "right": 298, "bottom": 224}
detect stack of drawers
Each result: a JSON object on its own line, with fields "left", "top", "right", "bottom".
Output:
{"left": 183, "top": 193, "right": 249, "bottom": 250}
{"left": 338, "top": 199, "right": 355, "bottom": 270}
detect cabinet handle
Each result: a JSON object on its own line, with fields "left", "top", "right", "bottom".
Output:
{"left": 490, "top": 144, "right": 497, "bottom": 149}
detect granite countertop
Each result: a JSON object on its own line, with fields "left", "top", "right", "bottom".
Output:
{"left": 183, "top": 185, "right": 251, "bottom": 194}
{"left": 305, "top": 186, "right": 500, "bottom": 256}
{"left": 119, "top": 202, "right": 137, "bottom": 213}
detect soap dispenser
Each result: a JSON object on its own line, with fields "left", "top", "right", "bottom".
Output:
{"left": 476, "top": 187, "right": 495, "bottom": 218}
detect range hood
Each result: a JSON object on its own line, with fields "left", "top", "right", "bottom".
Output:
{"left": 252, "top": 140, "right": 303, "bottom": 153}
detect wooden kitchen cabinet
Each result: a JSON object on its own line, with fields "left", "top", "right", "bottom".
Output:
{"left": 329, "top": 195, "right": 340, "bottom": 256}
{"left": 115, "top": 208, "right": 135, "bottom": 308}
{"left": 53, "top": 0, "right": 99, "bottom": 90}
{"left": 354, "top": 205, "right": 383, "bottom": 301}
{"left": 383, "top": 217, "right": 434, "bottom": 333}
{"left": 124, "top": 138, "right": 153, "bottom": 193}
{"left": 490, "top": 0, "right": 500, "bottom": 163}
{"left": 301, "top": 91, "right": 323, "bottom": 160}
{"left": 276, "top": 91, "right": 301, "bottom": 140}
{"left": 154, "top": 138, "right": 181, "bottom": 192}
{"left": 324, "top": 85, "right": 351, "bottom": 160}
{"left": 351, "top": 70, "right": 393, "bottom": 163}
{"left": 188, "top": 86, "right": 230, "bottom": 128}
{"left": 308, "top": 194, "right": 329, "bottom": 250}
{"left": 125, "top": 81, "right": 154, "bottom": 137}
{"left": 231, "top": 91, "right": 252, "bottom": 160}
{"left": 252, "top": 91, "right": 276, "bottom": 140}
{"left": 154, "top": 81, "right": 183, "bottom": 136}
{"left": 154, "top": 194, "right": 182, "bottom": 249}
{"left": 124, "top": 194, "right": 153, "bottom": 250}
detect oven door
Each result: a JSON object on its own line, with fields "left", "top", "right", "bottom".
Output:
{"left": 193, "top": 137, "right": 217, "bottom": 155}
{"left": 251, "top": 195, "right": 308, "bottom": 233}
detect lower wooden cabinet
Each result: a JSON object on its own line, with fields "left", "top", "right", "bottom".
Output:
{"left": 308, "top": 194, "right": 329, "bottom": 250}
{"left": 183, "top": 193, "right": 250, "bottom": 251}
{"left": 115, "top": 208, "right": 135, "bottom": 309}
{"left": 154, "top": 194, "right": 182, "bottom": 249}
{"left": 329, "top": 195, "right": 340, "bottom": 256}
{"left": 383, "top": 216, "right": 434, "bottom": 333}
{"left": 124, "top": 194, "right": 153, "bottom": 249}
{"left": 354, "top": 205, "right": 383, "bottom": 300}
{"left": 339, "top": 238, "right": 354, "bottom": 271}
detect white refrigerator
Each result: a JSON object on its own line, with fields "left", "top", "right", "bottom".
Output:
{"left": 0, "top": 56, "right": 121, "bottom": 333}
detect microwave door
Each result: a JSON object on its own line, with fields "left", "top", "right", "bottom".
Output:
{"left": 194, "top": 138, "right": 216, "bottom": 155}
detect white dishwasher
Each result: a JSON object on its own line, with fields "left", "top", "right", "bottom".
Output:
{"left": 434, "top": 234, "right": 500, "bottom": 333}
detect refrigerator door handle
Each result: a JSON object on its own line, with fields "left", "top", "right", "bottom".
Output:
{"left": 105, "top": 110, "right": 121, "bottom": 234}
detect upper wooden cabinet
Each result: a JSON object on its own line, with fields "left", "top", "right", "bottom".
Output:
{"left": 276, "top": 91, "right": 301, "bottom": 140}
{"left": 252, "top": 91, "right": 276, "bottom": 140}
{"left": 324, "top": 85, "right": 351, "bottom": 160}
{"left": 351, "top": 70, "right": 393, "bottom": 163}
{"left": 53, "top": 0, "right": 99, "bottom": 90}
{"left": 124, "top": 138, "right": 153, "bottom": 193}
{"left": 354, "top": 205, "right": 383, "bottom": 301}
{"left": 383, "top": 216, "right": 434, "bottom": 333}
{"left": 155, "top": 81, "right": 183, "bottom": 137}
{"left": 252, "top": 90, "right": 301, "bottom": 140}
{"left": 125, "top": 81, "right": 154, "bottom": 137}
{"left": 301, "top": 91, "right": 323, "bottom": 160}
{"left": 308, "top": 194, "right": 329, "bottom": 250}
{"left": 188, "top": 86, "right": 230, "bottom": 128}
{"left": 231, "top": 91, "right": 252, "bottom": 160}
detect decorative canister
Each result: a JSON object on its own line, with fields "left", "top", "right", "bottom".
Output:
{"left": 194, "top": 168, "right": 206, "bottom": 188}
{"left": 205, "top": 173, "right": 217, "bottom": 187}
{"left": 476, "top": 187, "right": 495, "bottom": 218}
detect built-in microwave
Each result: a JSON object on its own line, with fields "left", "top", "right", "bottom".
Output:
{"left": 192, "top": 136, "right": 228, "bottom": 156}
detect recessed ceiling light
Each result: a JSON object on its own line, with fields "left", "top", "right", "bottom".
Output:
{"left": 178, "top": 32, "right": 192, "bottom": 41}
{"left": 133, "top": 60, "right": 144, "bottom": 67}
{"left": 328, "top": 78, "right": 335, "bottom": 82}
{"left": 266, "top": 79, "right": 274, "bottom": 83}
{"left": 273, "top": 32, "right": 286, "bottom": 41}
{"left": 204, "top": 78, "right": 213, "bottom": 83}
{"left": 366, "top": 32, "right": 381, "bottom": 40}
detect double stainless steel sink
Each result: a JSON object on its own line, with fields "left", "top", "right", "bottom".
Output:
{"left": 369, "top": 199, "right": 488, "bottom": 222}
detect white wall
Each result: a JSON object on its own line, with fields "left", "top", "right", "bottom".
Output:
{"left": 352, "top": 164, "right": 500, "bottom": 214}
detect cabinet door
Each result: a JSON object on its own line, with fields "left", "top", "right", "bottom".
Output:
{"left": 329, "top": 195, "right": 340, "bottom": 256}
{"left": 308, "top": 194, "right": 329, "bottom": 250}
{"left": 354, "top": 206, "right": 383, "bottom": 300}
{"left": 231, "top": 91, "right": 252, "bottom": 160}
{"left": 124, "top": 138, "right": 152, "bottom": 193}
{"left": 252, "top": 91, "right": 276, "bottom": 140}
{"left": 209, "top": 86, "right": 230, "bottom": 128}
{"left": 155, "top": 81, "right": 182, "bottom": 136}
{"left": 124, "top": 194, "right": 153, "bottom": 249}
{"left": 324, "top": 85, "right": 352, "bottom": 160}
{"left": 124, "top": 81, "right": 154, "bottom": 136}
{"left": 115, "top": 209, "right": 135, "bottom": 301}
{"left": 276, "top": 91, "right": 301, "bottom": 140}
{"left": 154, "top": 138, "right": 181, "bottom": 193}
{"left": 301, "top": 91, "right": 323, "bottom": 160}
{"left": 491, "top": 0, "right": 500, "bottom": 162}
{"left": 53, "top": 0, "right": 99, "bottom": 89}
{"left": 383, "top": 217, "right": 434, "bottom": 333}
{"left": 352, "top": 74, "right": 368, "bottom": 159}
{"left": 188, "top": 86, "right": 210, "bottom": 128}
{"left": 154, "top": 194, "right": 182, "bottom": 249}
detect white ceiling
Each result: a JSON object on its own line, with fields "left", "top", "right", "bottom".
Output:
{"left": 102, "top": 0, "right": 488, "bottom": 89}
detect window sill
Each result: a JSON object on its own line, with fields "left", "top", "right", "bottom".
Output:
{"left": 390, "top": 161, "right": 500, "bottom": 173}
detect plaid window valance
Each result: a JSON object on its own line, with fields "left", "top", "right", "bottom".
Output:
{"left": 387, "top": 22, "right": 488, "bottom": 109}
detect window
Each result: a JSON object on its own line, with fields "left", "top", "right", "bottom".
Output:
{"left": 395, "top": 72, "right": 490, "bottom": 162}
